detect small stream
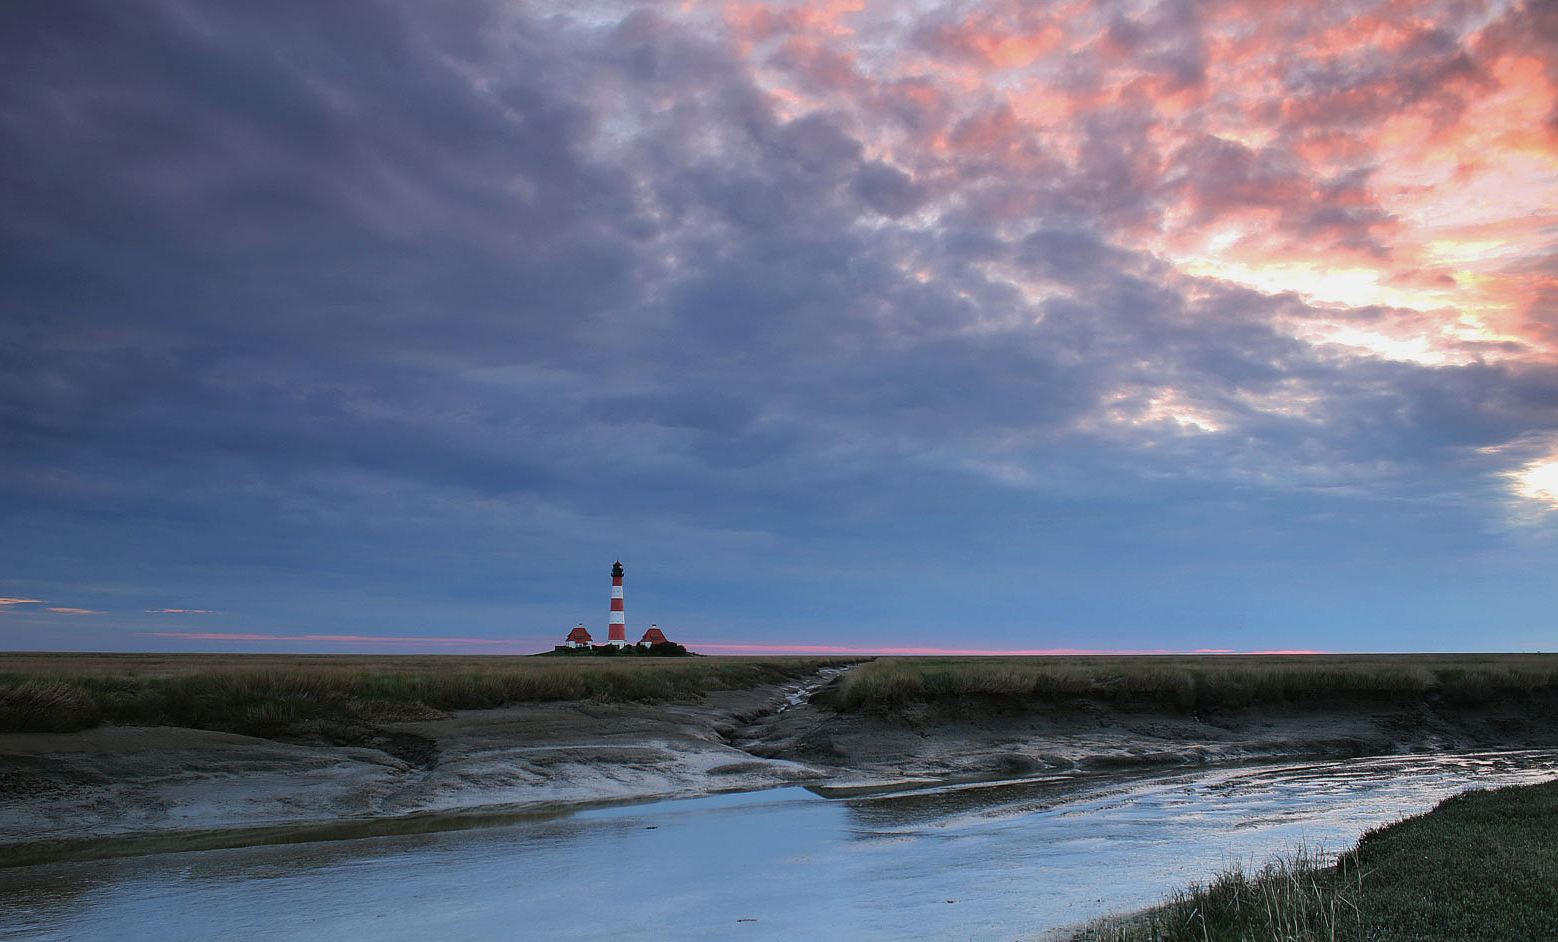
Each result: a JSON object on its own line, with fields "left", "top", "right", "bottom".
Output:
{"left": 4, "top": 750, "right": 1556, "bottom": 941}
{"left": 773, "top": 664, "right": 853, "bottom": 714}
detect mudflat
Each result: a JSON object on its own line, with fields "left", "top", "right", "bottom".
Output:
{"left": 0, "top": 677, "right": 825, "bottom": 863}
{"left": 6, "top": 661, "right": 1558, "bottom": 866}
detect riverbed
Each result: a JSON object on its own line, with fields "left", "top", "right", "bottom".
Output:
{"left": 3, "top": 749, "right": 1555, "bottom": 941}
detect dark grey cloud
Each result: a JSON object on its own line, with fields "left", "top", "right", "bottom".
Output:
{"left": 852, "top": 162, "right": 925, "bottom": 218}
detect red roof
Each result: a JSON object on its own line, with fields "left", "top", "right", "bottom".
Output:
{"left": 639, "top": 626, "right": 668, "bottom": 645}
{"left": 566, "top": 625, "right": 593, "bottom": 643}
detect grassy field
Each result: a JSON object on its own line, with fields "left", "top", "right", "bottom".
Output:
{"left": 1074, "top": 777, "right": 1558, "bottom": 941}
{"left": 829, "top": 654, "right": 1558, "bottom": 713}
{"left": 0, "top": 652, "right": 856, "bottom": 737}
{"left": 9, "top": 651, "right": 1557, "bottom": 741}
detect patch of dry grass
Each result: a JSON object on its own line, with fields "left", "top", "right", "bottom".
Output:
{"left": 832, "top": 654, "right": 1558, "bottom": 713}
{"left": 0, "top": 653, "right": 856, "bottom": 736}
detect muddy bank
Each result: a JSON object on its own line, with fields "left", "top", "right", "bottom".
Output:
{"left": 742, "top": 686, "right": 1558, "bottom": 787}
{"left": 0, "top": 670, "right": 841, "bottom": 864}
{"left": 5, "top": 668, "right": 1557, "bottom": 865}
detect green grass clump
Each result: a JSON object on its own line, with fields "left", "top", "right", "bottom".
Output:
{"left": 1077, "top": 846, "right": 1366, "bottom": 942}
{"left": 1338, "top": 779, "right": 1558, "bottom": 939}
{"left": 832, "top": 654, "right": 1558, "bottom": 714}
{"left": 0, "top": 653, "right": 855, "bottom": 737}
{"left": 1075, "top": 778, "right": 1558, "bottom": 942}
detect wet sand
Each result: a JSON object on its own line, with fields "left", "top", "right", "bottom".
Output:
{"left": 5, "top": 667, "right": 1557, "bottom": 864}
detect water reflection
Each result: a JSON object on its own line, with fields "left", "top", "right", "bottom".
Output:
{"left": 834, "top": 767, "right": 1200, "bottom": 833}
{"left": 4, "top": 750, "right": 1556, "bottom": 942}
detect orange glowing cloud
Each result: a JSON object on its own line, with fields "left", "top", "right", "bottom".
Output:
{"left": 1508, "top": 448, "right": 1558, "bottom": 512}
{"left": 724, "top": 1, "right": 1555, "bottom": 369}
{"left": 1137, "top": 11, "right": 1558, "bottom": 362}
{"left": 913, "top": 9, "right": 1068, "bottom": 69}
{"left": 967, "top": 26, "right": 1064, "bottom": 70}
{"left": 0, "top": 598, "right": 44, "bottom": 606}
{"left": 599, "top": 0, "right": 1558, "bottom": 512}
{"left": 46, "top": 607, "right": 104, "bottom": 615}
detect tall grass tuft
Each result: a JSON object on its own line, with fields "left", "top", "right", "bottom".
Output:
{"left": 1075, "top": 847, "right": 1365, "bottom": 941}
{"left": 0, "top": 679, "right": 103, "bottom": 732}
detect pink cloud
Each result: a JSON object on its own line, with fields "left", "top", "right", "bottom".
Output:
{"left": 139, "top": 631, "right": 534, "bottom": 649}
{"left": 718, "top": 0, "right": 1558, "bottom": 363}
{"left": 922, "top": 19, "right": 1063, "bottom": 70}
{"left": 133, "top": 633, "right": 1335, "bottom": 657}
{"left": 46, "top": 607, "right": 104, "bottom": 615}
{"left": 685, "top": 641, "right": 1335, "bottom": 656}
{"left": 145, "top": 609, "right": 215, "bottom": 614}
{"left": 0, "top": 598, "right": 44, "bottom": 606}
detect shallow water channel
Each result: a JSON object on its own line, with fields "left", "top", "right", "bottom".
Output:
{"left": 5, "top": 749, "right": 1557, "bottom": 941}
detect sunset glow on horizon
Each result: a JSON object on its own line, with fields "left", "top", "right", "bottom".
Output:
{"left": 128, "top": 631, "right": 1335, "bottom": 658}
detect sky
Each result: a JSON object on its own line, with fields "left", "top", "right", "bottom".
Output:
{"left": 2, "top": 0, "right": 1556, "bottom": 657}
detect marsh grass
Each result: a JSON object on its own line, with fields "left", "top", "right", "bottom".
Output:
{"left": 1075, "top": 778, "right": 1558, "bottom": 941}
{"left": 1081, "top": 847, "right": 1369, "bottom": 942}
{"left": 831, "top": 654, "right": 1558, "bottom": 714}
{"left": 0, "top": 653, "right": 854, "bottom": 736}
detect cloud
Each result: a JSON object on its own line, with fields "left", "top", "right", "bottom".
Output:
{"left": 46, "top": 607, "right": 104, "bottom": 615}
{"left": 1, "top": 0, "right": 1555, "bottom": 654}
{"left": 145, "top": 609, "right": 216, "bottom": 614}
{"left": 1505, "top": 442, "right": 1558, "bottom": 514}
{"left": 689, "top": 643, "right": 1335, "bottom": 656}
{"left": 140, "top": 632, "right": 530, "bottom": 649}
{"left": 851, "top": 161, "right": 925, "bottom": 217}
{"left": 0, "top": 598, "right": 44, "bottom": 606}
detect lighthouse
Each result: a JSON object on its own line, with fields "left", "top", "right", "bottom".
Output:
{"left": 607, "top": 560, "right": 628, "bottom": 647}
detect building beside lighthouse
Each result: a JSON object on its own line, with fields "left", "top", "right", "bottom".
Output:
{"left": 564, "top": 624, "right": 592, "bottom": 648}
{"left": 638, "top": 624, "right": 667, "bottom": 645}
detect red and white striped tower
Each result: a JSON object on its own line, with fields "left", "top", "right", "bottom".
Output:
{"left": 607, "top": 560, "right": 627, "bottom": 646}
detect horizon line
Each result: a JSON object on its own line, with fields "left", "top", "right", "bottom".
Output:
{"left": 97, "top": 631, "right": 1346, "bottom": 656}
